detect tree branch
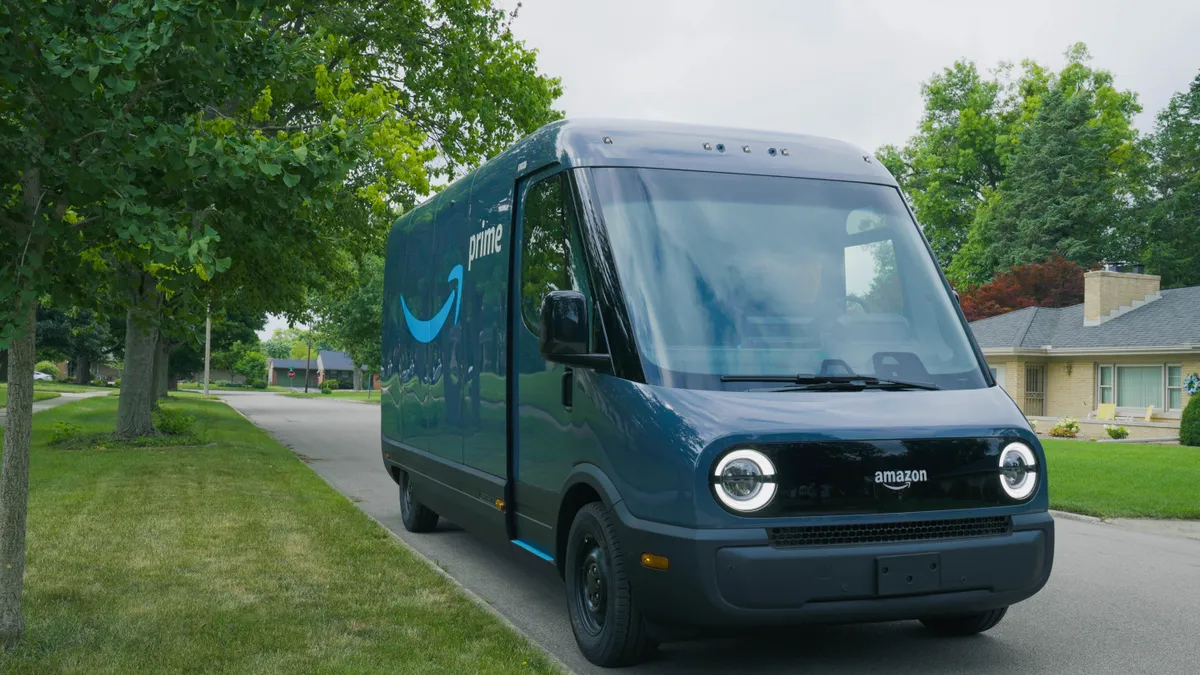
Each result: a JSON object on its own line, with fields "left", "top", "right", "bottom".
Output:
{"left": 122, "top": 79, "right": 174, "bottom": 115}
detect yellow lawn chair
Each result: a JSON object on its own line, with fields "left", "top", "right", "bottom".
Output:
{"left": 1087, "top": 403, "right": 1116, "bottom": 421}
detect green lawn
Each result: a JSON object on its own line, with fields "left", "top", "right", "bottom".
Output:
{"left": 284, "top": 390, "right": 382, "bottom": 403}
{"left": 34, "top": 382, "right": 111, "bottom": 393}
{"left": 1043, "top": 439, "right": 1200, "bottom": 519}
{"left": 178, "top": 382, "right": 291, "bottom": 393}
{"left": 0, "top": 397, "right": 559, "bottom": 674}
{"left": 0, "top": 386, "right": 61, "bottom": 406}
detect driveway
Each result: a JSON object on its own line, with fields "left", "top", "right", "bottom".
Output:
{"left": 223, "top": 394, "right": 1200, "bottom": 675}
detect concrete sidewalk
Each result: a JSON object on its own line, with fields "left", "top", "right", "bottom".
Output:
{"left": 0, "top": 390, "right": 111, "bottom": 426}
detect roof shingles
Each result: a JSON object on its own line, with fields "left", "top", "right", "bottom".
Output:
{"left": 969, "top": 286, "right": 1200, "bottom": 350}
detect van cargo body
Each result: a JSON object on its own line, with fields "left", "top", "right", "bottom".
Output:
{"left": 381, "top": 120, "right": 1053, "bottom": 667}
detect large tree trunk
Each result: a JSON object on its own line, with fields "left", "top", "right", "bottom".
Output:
{"left": 0, "top": 350, "right": 7, "bottom": 383}
{"left": 0, "top": 303, "right": 36, "bottom": 647}
{"left": 115, "top": 290, "right": 159, "bottom": 438}
{"left": 352, "top": 367, "right": 363, "bottom": 391}
{"left": 74, "top": 354, "right": 91, "bottom": 385}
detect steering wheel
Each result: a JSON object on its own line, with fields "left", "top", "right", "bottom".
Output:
{"left": 845, "top": 295, "right": 871, "bottom": 313}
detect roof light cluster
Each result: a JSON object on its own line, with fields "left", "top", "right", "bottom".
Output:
{"left": 699, "top": 142, "right": 789, "bottom": 157}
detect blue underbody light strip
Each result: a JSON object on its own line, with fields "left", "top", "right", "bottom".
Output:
{"left": 513, "top": 539, "right": 554, "bottom": 562}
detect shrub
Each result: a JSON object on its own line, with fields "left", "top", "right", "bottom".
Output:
{"left": 1104, "top": 425, "right": 1129, "bottom": 440}
{"left": 1028, "top": 419, "right": 1038, "bottom": 432}
{"left": 49, "top": 421, "right": 81, "bottom": 445}
{"left": 1182, "top": 395, "right": 1200, "bottom": 447}
{"left": 323, "top": 379, "right": 339, "bottom": 391}
{"left": 91, "top": 378, "right": 108, "bottom": 387}
{"left": 153, "top": 407, "right": 197, "bottom": 436}
{"left": 321, "top": 386, "right": 333, "bottom": 395}
{"left": 113, "top": 378, "right": 121, "bottom": 388}
{"left": 1049, "top": 417, "right": 1080, "bottom": 438}
{"left": 251, "top": 380, "right": 267, "bottom": 390}
{"left": 35, "top": 360, "right": 59, "bottom": 379}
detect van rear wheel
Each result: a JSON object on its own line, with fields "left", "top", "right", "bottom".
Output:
{"left": 920, "top": 607, "right": 1008, "bottom": 636}
{"left": 399, "top": 472, "right": 439, "bottom": 533}
{"left": 565, "top": 502, "right": 657, "bottom": 667}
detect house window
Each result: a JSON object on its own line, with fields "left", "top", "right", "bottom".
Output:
{"left": 1116, "top": 366, "right": 1163, "bottom": 409}
{"left": 1168, "top": 365, "right": 1183, "bottom": 411}
{"left": 1097, "top": 365, "right": 1113, "bottom": 404}
{"left": 1097, "top": 363, "right": 1184, "bottom": 412}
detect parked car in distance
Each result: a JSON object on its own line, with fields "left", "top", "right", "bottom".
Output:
{"left": 33, "top": 372, "right": 54, "bottom": 381}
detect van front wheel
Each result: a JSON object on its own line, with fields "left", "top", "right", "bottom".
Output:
{"left": 399, "top": 472, "right": 439, "bottom": 533}
{"left": 565, "top": 502, "right": 657, "bottom": 667}
{"left": 920, "top": 607, "right": 1008, "bottom": 636}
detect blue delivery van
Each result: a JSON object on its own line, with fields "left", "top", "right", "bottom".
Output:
{"left": 381, "top": 120, "right": 1053, "bottom": 667}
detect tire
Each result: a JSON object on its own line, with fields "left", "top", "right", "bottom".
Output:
{"left": 565, "top": 502, "right": 658, "bottom": 667}
{"left": 920, "top": 607, "right": 1008, "bottom": 636}
{"left": 399, "top": 471, "right": 439, "bottom": 533}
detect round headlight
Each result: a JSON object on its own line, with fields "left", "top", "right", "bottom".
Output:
{"left": 999, "top": 442, "right": 1038, "bottom": 500}
{"left": 713, "top": 449, "right": 777, "bottom": 512}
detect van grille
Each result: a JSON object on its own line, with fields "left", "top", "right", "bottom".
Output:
{"left": 767, "top": 516, "right": 1013, "bottom": 548}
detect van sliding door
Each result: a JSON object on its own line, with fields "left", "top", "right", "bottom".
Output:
{"left": 509, "top": 169, "right": 594, "bottom": 561}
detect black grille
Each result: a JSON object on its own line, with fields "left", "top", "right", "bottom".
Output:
{"left": 767, "top": 516, "right": 1013, "bottom": 548}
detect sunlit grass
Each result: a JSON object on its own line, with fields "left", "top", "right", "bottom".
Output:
{"left": 1042, "top": 439, "right": 1200, "bottom": 519}
{"left": 0, "top": 396, "right": 560, "bottom": 674}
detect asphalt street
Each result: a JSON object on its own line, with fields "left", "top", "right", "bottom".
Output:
{"left": 222, "top": 392, "right": 1200, "bottom": 675}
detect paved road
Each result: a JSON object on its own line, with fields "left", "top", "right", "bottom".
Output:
{"left": 223, "top": 393, "right": 1200, "bottom": 675}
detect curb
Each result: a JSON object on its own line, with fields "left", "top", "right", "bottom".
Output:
{"left": 1050, "top": 509, "right": 1107, "bottom": 524}
{"left": 220, "top": 396, "right": 575, "bottom": 675}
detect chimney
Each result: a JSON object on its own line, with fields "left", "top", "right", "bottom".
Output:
{"left": 1084, "top": 268, "right": 1161, "bottom": 326}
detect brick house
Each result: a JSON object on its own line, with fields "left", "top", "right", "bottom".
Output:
{"left": 970, "top": 268, "right": 1198, "bottom": 438}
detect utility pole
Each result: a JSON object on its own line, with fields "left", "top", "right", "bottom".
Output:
{"left": 303, "top": 332, "right": 311, "bottom": 393}
{"left": 203, "top": 309, "right": 212, "bottom": 396}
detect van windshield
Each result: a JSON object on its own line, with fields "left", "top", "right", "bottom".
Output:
{"left": 589, "top": 168, "right": 987, "bottom": 390}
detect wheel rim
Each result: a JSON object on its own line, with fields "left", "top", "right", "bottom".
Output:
{"left": 574, "top": 534, "right": 607, "bottom": 636}
{"left": 401, "top": 477, "right": 412, "bottom": 515}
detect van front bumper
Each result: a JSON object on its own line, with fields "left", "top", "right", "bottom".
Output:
{"left": 612, "top": 505, "right": 1054, "bottom": 628}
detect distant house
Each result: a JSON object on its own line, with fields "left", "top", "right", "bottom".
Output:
{"left": 970, "top": 267, "right": 1199, "bottom": 437}
{"left": 266, "top": 350, "right": 380, "bottom": 390}
{"left": 266, "top": 358, "right": 317, "bottom": 388}
{"left": 315, "top": 350, "right": 380, "bottom": 390}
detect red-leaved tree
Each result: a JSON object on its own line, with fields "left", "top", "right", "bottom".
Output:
{"left": 958, "top": 256, "right": 1087, "bottom": 321}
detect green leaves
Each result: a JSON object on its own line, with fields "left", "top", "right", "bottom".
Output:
{"left": 283, "top": 173, "right": 301, "bottom": 188}
{"left": 259, "top": 162, "right": 283, "bottom": 176}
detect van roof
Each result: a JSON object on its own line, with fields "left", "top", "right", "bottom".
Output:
{"left": 510, "top": 118, "right": 899, "bottom": 186}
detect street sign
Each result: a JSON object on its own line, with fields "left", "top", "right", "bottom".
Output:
{"left": 288, "top": 369, "right": 296, "bottom": 378}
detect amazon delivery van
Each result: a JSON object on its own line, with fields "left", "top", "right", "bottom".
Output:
{"left": 380, "top": 120, "right": 1054, "bottom": 667}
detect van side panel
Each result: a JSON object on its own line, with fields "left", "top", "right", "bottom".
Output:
{"left": 462, "top": 158, "right": 519, "bottom": 481}
{"left": 427, "top": 177, "right": 473, "bottom": 465}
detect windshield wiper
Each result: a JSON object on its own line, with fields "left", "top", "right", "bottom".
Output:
{"left": 721, "top": 374, "right": 942, "bottom": 391}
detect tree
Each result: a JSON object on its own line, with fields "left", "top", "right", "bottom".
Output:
{"left": 314, "top": 254, "right": 383, "bottom": 391}
{"left": 957, "top": 256, "right": 1087, "bottom": 322}
{"left": 879, "top": 44, "right": 1142, "bottom": 285}
{"left": 36, "top": 306, "right": 113, "bottom": 384}
{"left": 0, "top": 0, "right": 560, "bottom": 645}
{"left": 1139, "top": 71, "right": 1200, "bottom": 289}
{"left": 232, "top": 348, "right": 269, "bottom": 385}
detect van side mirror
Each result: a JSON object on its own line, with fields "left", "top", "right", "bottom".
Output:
{"left": 539, "top": 291, "right": 612, "bottom": 370}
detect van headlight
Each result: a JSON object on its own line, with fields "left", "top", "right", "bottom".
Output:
{"left": 999, "top": 442, "right": 1038, "bottom": 500}
{"left": 713, "top": 449, "right": 777, "bottom": 512}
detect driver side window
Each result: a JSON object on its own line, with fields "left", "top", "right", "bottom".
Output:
{"left": 519, "top": 173, "right": 591, "bottom": 337}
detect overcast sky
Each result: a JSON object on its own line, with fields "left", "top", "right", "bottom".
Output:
{"left": 259, "top": 0, "right": 1200, "bottom": 340}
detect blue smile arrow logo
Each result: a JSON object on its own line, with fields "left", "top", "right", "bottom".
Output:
{"left": 401, "top": 264, "right": 463, "bottom": 343}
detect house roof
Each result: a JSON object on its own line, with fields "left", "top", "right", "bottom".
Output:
{"left": 969, "top": 286, "right": 1200, "bottom": 352}
{"left": 316, "top": 350, "right": 366, "bottom": 371}
{"left": 268, "top": 358, "right": 316, "bottom": 370}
